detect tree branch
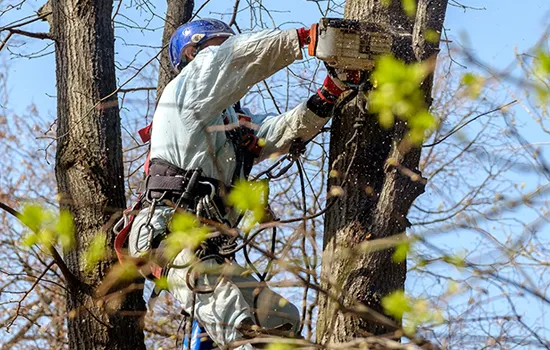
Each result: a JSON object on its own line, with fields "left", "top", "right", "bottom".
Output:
{"left": 5, "top": 261, "right": 54, "bottom": 331}
{"left": 228, "top": 0, "right": 241, "bottom": 27}
{"left": 423, "top": 100, "right": 518, "bottom": 148}
{"left": 5, "top": 28, "right": 52, "bottom": 40}
{"left": 0, "top": 11, "right": 52, "bottom": 31}
{"left": 0, "top": 32, "right": 13, "bottom": 52}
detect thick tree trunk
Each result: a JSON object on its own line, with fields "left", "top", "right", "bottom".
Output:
{"left": 52, "top": 1, "right": 146, "bottom": 348}
{"left": 157, "top": 0, "right": 194, "bottom": 101}
{"left": 317, "top": 0, "right": 448, "bottom": 343}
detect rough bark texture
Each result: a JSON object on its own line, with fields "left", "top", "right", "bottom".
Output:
{"left": 317, "top": 0, "right": 448, "bottom": 343}
{"left": 52, "top": 1, "right": 146, "bottom": 348}
{"left": 156, "top": 0, "right": 194, "bottom": 101}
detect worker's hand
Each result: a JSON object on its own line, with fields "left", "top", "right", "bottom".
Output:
{"left": 297, "top": 27, "right": 312, "bottom": 47}
{"left": 317, "top": 64, "right": 361, "bottom": 104}
{"left": 297, "top": 23, "right": 319, "bottom": 48}
{"left": 326, "top": 63, "right": 361, "bottom": 90}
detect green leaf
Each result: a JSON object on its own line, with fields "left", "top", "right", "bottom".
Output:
{"left": 165, "top": 212, "right": 209, "bottom": 261}
{"left": 227, "top": 180, "right": 268, "bottom": 225}
{"left": 461, "top": 73, "right": 484, "bottom": 99}
{"left": 535, "top": 49, "right": 550, "bottom": 77}
{"left": 369, "top": 55, "right": 435, "bottom": 144}
{"left": 408, "top": 111, "right": 438, "bottom": 144}
{"left": 17, "top": 204, "right": 46, "bottom": 233}
{"left": 56, "top": 210, "right": 75, "bottom": 250}
{"left": 37, "top": 228, "right": 55, "bottom": 246}
{"left": 536, "top": 84, "right": 550, "bottom": 104}
{"left": 405, "top": 299, "right": 447, "bottom": 336}
{"left": 170, "top": 211, "right": 200, "bottom": 233}
{"left": 119, "top": 261, "right": 141, "bottom": 281}
{"left": 424, "top": 29, "right": 440, "bottom": 43}
{"left": 378, "top": 110, "right": 395, "bottom": 129}
{"left": 393, "top": 242, "right": 410, "bottom": 263}
{"left": 17, "top": 204, "right": 77, "bottom": 251}
{"left": 108, "top": 261, "right": 140, "bottom": 282}
{"left": 443, "top": 253, "right": 465, "bottom": 268}
{"left": 382, "top": 290, "right": 411, "bottom": 320}
{"left": 155, "top": 276, "right": 170, "bottom": 290}
{"left": 402, "top": 0, "right": 417, "bottom": 17}
{"left": 22, "top": 232, "right": 39, "bottom": 247}
{"left": 83, "top": 233, "right": 108, "bottom": 272}
{"left": 447, "top": 281, "right": 460, "bottom": 295}
{"left": 265, "top": 343, "right": 296, "bottom": 350}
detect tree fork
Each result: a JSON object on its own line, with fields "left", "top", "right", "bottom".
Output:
{"left": 52, "top": 1, "right": 146, "bottom": 348}
{"left": 318, "top": 0, "right": 448, "bottom": 342}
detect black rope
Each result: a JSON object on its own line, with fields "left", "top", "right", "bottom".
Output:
{"left": 262, "top": 226, "right": 277, "bottom": 281}
{"left": 296, "top": 159, "right": 310, "bottom": 334}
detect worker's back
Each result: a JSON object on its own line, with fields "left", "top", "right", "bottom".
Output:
{"left": 149, "top": 45, "right": 238, "bottom": 186}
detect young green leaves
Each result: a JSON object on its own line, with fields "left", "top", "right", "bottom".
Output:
{"left": 19, "top": 204, "right": 75, "bottom": 251}
{"left": 382, "top": 290, "right": 445, "bottom": 336}
{"left": 369, "top": 55, "right": 438, "bottom": 144}
{"left": 227, "top": 180, "right": 268, "bottom": 231}
{"left": 461, "top": 73, "right": 485, "bottom": 99}
{"left": 382, "top": 0, "right": 417, "bottom": 17}
{"left": 165, "top": 211, "right": 209, "bottom": 262}
{"left": 534, "top": 49, "right": 550, "bottom": 104}
{"left": 83, "top": 233, "right": 108, "bottom": 272}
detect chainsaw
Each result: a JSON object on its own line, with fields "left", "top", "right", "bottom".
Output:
{"left": 309, "top": 18, "right": 393, "bottom": 72}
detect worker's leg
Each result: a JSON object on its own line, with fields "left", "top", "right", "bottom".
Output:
{"left": 129, "top": 208, "right": 299, "bottom": 346}
{"left": 167, "top": 250, "right": 301, "bottom": 348}
{"left": 129, "top": 208, "right": 250, "bottom": 348}
{"left": 128, "top": 206, "right": 174, "bottom": 256}
{"left": 228, "top": 265, "right": 301, "bottom": 332}
{"left": 167, "top": 249, "right": 255, "bottom": 349}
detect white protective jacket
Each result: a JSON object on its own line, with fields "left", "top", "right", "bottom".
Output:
{"left": 131, "top": 28, "right": 332, "bottom": 349}
{"left": 149, "top": 28, "right": 328, "bottom": 185}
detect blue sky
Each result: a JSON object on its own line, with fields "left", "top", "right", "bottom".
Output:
{"left": 2, "top": 1, "right": 549, "bottom": 115}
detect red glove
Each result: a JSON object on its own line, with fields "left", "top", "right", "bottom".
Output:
{"left": 317, "top": 75, "right": 346, "bottom": 103}
{"left": 298, "top": 23, "right": 319, "bottom": 48}
{"left": 297, "top": 27, "right": 311, "bottom": 47}
{"left": 317, "top": 68, "right": 362, "bottom": 103}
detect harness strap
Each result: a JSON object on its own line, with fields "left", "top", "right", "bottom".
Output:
{"left": 146, "top": 174, "right": 222, "bottom": 197}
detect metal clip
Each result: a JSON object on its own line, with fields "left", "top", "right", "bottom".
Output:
{"left": 134, "top": 198, "right": 158, "bottom": 255}
{"left": 199, "top": 181, "right": 216, "bottom": 200}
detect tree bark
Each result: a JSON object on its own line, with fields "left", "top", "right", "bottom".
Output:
{"left": 317, "top": 0, "right": 448, "bottom": 343}
{"left": 52, "top": 1, "right": 146, "bottom": 348}
{"left": 156, "top": 0, "right": 194, "bottom": 101}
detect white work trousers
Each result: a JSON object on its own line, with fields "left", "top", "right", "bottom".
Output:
{"left": 128, "top": 207, "right": 300, "bottom": 349}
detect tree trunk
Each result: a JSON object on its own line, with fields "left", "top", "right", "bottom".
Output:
{"left": 317, "top": 0, "right": 448, "bottom": 343}
{"left": 52, "top": 1, "right": 146, "bottom": 348}
{"left": 157, "top": 0, "right": 194, "bottom": 101}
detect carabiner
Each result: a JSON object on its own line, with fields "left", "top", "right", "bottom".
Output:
{"left": 134, "top": 198, "right": 158, "bottom": 255}
{"left": 198, "top": 181, "right": 216, "bottom": 200}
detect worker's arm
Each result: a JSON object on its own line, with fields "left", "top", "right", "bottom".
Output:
{"left": 251, "top": 103, "right": 325, "bottom": 162}
{"left": 252, "top": 73, "right": 351, "bottom": 162}
{"left": 176, "top": 29, "right": 304, "bottom": 126}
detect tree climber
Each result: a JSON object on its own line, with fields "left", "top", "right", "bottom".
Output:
{"left": 118, "top": 18, "right": 356, "bottom": 349}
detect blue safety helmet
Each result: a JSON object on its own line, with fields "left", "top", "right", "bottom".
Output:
{"left": 169, "top": 18, "right": 235, "bottom": 72}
